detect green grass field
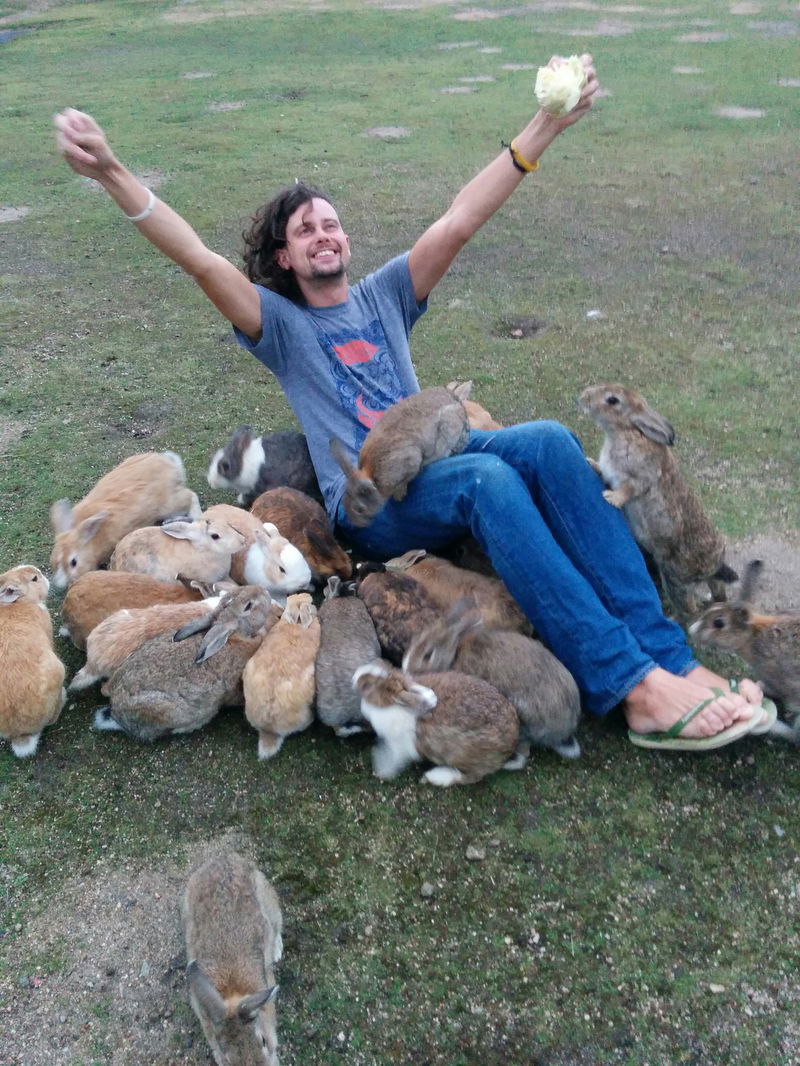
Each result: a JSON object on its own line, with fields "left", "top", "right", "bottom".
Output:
{"left": 1, "top": 1, "right": 798, "bottom": 1063}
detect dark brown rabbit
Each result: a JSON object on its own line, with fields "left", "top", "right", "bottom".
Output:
{"left": 330, "top": 383, "right": 470, "bottom": 527}
{"left": 355, "top": 563, "right": 442, "bottom": 665}
{"left": 386, "top": 548, "right": 531, "bottom": 635}
{"left": 690, "top": 560, "right": 800, "bottom": 739}
{"left": 579, "top": 383, "right": 737, "bottom": 619}
{"left": 250, "top": 486, "right": 352, "bottom": 581}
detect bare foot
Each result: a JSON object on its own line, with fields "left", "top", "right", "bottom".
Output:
{"left": 623, "top": 667, "right": 761, "bottom": 739}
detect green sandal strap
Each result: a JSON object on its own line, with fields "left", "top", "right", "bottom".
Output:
{"left": 662, "top": 687, "right": 725, "bottom": 739}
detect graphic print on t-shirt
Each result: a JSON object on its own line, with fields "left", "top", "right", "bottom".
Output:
{"left": 318, "top": 318, "right": 407, "bottom": 448}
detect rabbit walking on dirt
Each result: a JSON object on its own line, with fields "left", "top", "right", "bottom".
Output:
{"left": 95, "top": 587, "right": 274, "bottom": 742}
{"left": 690, "top": 559, "right": 800, "bottom": 740}
{"left": 330, "top": 383, "right": 470, "bottom": 527}
{"left": 579, "top": 383, "right": 737, "bottom": 619}
{"left": 183, "top": 849, "right": 282, "bottom": 1066}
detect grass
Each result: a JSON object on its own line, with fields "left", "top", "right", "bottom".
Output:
{"left": 1, "top": 1, "right": 798, "bottom": 1063}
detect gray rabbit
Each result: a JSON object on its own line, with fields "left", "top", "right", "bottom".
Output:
{"left": 330, "top": 383, "right": 470, "bottom": 527}
{"left": 94, "top": 586, "right": 273, "bottom": 742}
{"left": 402, "top": 598, "right": 580, "bottom": 762}
{"left": 183, "top": 849, "right": 282, "bottom": 1066}
{"left": 315, "top": 576, "right": 381, "bottom": 736}
{"left": 579, "top": 382, "right": 737, "bottom": 619}
{"left": 690, "top": 559, "right": 800, "bottom": 739}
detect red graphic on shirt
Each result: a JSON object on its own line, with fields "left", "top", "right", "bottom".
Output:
{"left": 356, "top": 394, "right": 386, "bottom": 430}
{"left": 334, "top": 339, "right": 379, "bottom": 365}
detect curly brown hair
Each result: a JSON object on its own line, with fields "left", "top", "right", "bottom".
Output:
{"left": 241, "top": 182, "right": 334, "bottom": 303}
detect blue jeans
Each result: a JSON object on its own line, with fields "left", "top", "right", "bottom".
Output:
{"left": 336, "top": 421, "right": 697, "bottom": 716}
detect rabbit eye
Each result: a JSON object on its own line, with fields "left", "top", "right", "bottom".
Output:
{"left": 218, "top": 459, "right": 230, "bottom": 476}
{"left": 244, "top": 601, "right": 253, "bottom": 612}
{"left": 712, "top": 617, "right": 726, "bottom": 629}
{"left": 278, "top": 565, "right": 286, "bottom": 575}
{"left": 605, "top": 395, "right": 620, "bottom": 406}
{"left": 31, "top": 574, "right": 38, "bottom": 581}
{"left": 210, "top": 532, "right": 221, "bottom": 541}
{"left": 69, "top": 556, "right": 78, "bottom": 569}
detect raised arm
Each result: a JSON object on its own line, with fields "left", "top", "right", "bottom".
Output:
{"left": 54, "top": 108, "right": 263, "bottom": 340}
{"left": 407, "top": 54, "right": 598, "bottom": 302}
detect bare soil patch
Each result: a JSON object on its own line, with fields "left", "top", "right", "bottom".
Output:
{"left": 362, "top": 125, "right": 411, "bottom": 139}
{"left": 714, "top": 105, "right": 766, "bottom": 117}
{"left": 181, "top": 71, "right": 215, "bottom": 79}
{"left": 208, "top": 100, "right": 246, "bottom": 112}
{"left": 0, "top": 207, "right": 30, "bottom": 222}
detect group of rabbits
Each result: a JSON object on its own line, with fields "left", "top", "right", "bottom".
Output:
{"left": 3, "top": 380, "right": 799, "bottom": 1065}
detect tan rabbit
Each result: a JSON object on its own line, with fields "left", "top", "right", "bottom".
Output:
{"left": 0, "top": 566, "right": 66, "bottom": 757}
{"left": 50, "top": 450, "right": 201, "bottom": 588}
{"left": 243, "top": 593, "right": 321, "bottom": 759}
{"left": 353, "top": 659, "right": 519, "bottom": 786}
{"left": 579, "top": 383, "right": 737, "bottom": 619}
{"left": 690, "top": 559, "right": 800, "bottom": 739}
{"left": 330, "top": 383, "right": 470, "bottom": 527}
{"left": 203, "top": 503, "right": 312, "bottom": 596}
{"left": 183, "top": 849, "right": 282, "bottom": 1066}
{"left": 110, "top": 517, "right": 246, "bottom": 585}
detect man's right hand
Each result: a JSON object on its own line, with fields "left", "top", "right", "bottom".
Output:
{"left": 54, "top": 108, "right": 118, "bottom": 180}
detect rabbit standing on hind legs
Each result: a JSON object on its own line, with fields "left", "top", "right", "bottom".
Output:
{"left": 579, "top": 383, "right": 737, "bottom": 620}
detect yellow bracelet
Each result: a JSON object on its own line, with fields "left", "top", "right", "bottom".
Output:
{"left": 509, "top": 138, "right": 539, "bottom": 174}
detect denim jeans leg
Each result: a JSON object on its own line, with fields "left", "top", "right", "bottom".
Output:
{"left": 338, "top": 440, "right": 672, "bottom": 716}
{"left": 466, "top": 422, "right": 697, "bottom": 679}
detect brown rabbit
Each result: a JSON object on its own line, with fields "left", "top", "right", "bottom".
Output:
{"left": 355, "top": 563, "right": 442, "bottom": 665}
{"left": 330, "top": 383, "right": 470, "bottom": 527}
{"left": 250, "top": 486, "right": 352, "bottom": 582}
{"left": 353, "top": 660, "right": 519, "bottom": 786}
{"left": 578, "top": 383, "right": 737, "bottom": 619}
{"left": 183, "top": 849, "right": 282, "bottom": 1066}
{"left": 690, "top": 559, "right": 800, "bottom": 739}
{"left": 446, "top": 380, "right": 503, "bottom": 431}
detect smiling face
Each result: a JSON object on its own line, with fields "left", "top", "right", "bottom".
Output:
{"left": 275, "top": 197, "right": 350, "bottom": 291}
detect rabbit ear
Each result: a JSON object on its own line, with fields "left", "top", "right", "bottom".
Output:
{"left": 161, "top": 520, "right": 199, "bottom": 541}
{"left": 385, "top": 548, "right": 427, "bottom": 571}
{"left": 50, "top": 498, "right": 74, "bottom": 533}
{"left": 447, "top": 380, "right": 473, "bottom": 402}
{"left": 238, "top": 985, "right": 279, "bottom": 1023}
{"left": 447, "top": 597, "right": 483, "bottom": 634}
{"left": 173, "top": 615, "right": 215, "bottom": 642}
{"left": 323, "top": 575, "right": 341, "bottom": 600}
{"left": 77, "top": 510, "right": 110, "bottom": 544}
{"left": 740, "top": 559, "right": 764, "bottom": 602}
{"left": 329, "top": 437, "right": 356, "bottom": 474}
{"left": 397, "top": 681, "right": 437, "bottom": 717}
{"left": 630, "top": 405, "right": 675, "bottom": 446}
{"left": 0, "top": 582, "right": 22, "bottom": 604}
{"left": 186, "top": 962, "right": 227, "bottom": 1028}
{"left": 298, "top": 602, "right": 315, "bottom": 628}
{"left": 195, "top": 621, "right": 237, "bottom": 663}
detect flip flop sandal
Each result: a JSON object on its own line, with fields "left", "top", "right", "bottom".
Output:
{"left": 628, "top": 687, "right": 765, "bottom": 751}
{"left": 728, "top": 680, "right": 778, "bottom": 736}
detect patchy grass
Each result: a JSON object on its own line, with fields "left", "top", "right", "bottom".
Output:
{"left": 1, "top": 1, "right": 798, "bottom": 1063}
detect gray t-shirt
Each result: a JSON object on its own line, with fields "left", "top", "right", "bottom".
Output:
{"left": 234, "top": 252, "right": 427, "bottom": 522}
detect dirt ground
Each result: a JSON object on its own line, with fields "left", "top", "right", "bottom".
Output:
{"left": 1, "top": 530, "right": 797, "bottom": 1066}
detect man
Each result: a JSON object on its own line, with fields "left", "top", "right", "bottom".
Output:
{"left": 55, "top": 54, "right": 765, "bottom": 749}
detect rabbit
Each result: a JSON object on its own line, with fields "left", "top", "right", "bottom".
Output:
{"left": 690, "top": 559, "right": 800, "bottom": 739}
{"left": 50, "top": 450, "right": 202, "bottom": 588}
{"left": 353, "top": 659, "right": 519, "bottom": 786}
{"left": 94, "top": 586, "right": 273, "bottom": 743}
{"left": 315, "top": 576, "right": 381, "bottom": 737}
{"left": 355, "top": 563, "right": 442, "bottom": 665}
{"left": 0, "top": 565, "right": 66, "bottom": 757}
{"left": 578, "top": 383, "right": 738, "bottom": 619}
{"left": 243, "top": 593, "right": 321, "bottom": 759}
{"left": 59, "top": 570, "right": 209, "bottom": 649}
{"left": 203, "top": 503, "right": 312, "bottom": 597}
{"left": 207, "top": 424, "right": 320, "bottom": 505}
{"left": 250, "top": 487, "right": 352, "bottom": 582}
{"left": 329, "top": 382, "right": 471, "bottom": 527}
{"left": 446, "top": 380, "right": 503, "bottom": 431}
{"left": 110, "top": 516, "right": 246, "bottom": 585}
{"left": 69, "top": 593, "right": 226, "bottom": 691}
{"left": 402, "top": 598, "right": 581, "bottom": 763}
{"left": 183, "top": 849, "right": 282, "bottom": 1066}
{"left": 385, "top": 548, "right": 532, "bottom": 635}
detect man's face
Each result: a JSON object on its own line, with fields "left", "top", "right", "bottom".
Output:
{"left": 276, "top": 197, "right": 351, "bottom": 283}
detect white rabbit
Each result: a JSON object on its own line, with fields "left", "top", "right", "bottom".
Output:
{"left": 183, "top": 849, "right": 282, "bottom": 1066}
{"left": 50, "top": 450, "right": 201, "bottom": 588}
{"left": 203, "top": 503, "right": 312, "bottom": 599}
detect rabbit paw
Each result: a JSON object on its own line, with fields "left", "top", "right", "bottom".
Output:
{"left": 602, "top": 488, "right": 626, "bottom": 508}
{"left": 423, "top": 766, "right": 465, "bottom": 787}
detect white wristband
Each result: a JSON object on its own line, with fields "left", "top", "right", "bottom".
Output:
{"left": 125, "top": 188, "right": 156, "bottom": 223}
